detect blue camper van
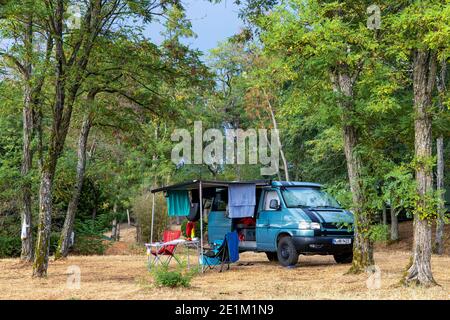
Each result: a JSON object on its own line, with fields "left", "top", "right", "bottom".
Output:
{"left": 208, "top": 181, "right": 354, "bottom": 267}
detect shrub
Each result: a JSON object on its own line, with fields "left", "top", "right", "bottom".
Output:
{"left": 71, "top": 218, "right": 109, "bottom": 255}
{"left": 132, "top": 192, "right": 169, "bottom": 243}
{"left": 49, "top": 232, "right": 60, "bottom": 255}
{"left": 368, "top": 224, "right": 389, "bottom": 242}
{"left": 152, "top": 266, "right": 195, "bottom": 288}
{"left": 72, "top": 235, "right": 107, "bottom": 255}
{"left": 0, "top": 236, "right": 21, "bottom": 258}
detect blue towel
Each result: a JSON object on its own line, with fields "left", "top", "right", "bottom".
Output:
{"left": 166, "top": 190, "right": 190, "bottom": 216}
{"left": 225, "top": 231, "right": 239, "bottom": 263}
{"left": 228, "top": 183, "right": 256, "bottom": 218}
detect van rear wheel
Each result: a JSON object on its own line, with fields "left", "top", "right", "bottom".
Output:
{"left": 265, "top": 252, "right": 278, "bottom": 262}
{"left": 277, "top": 236, "right": 299, "bottom": 267}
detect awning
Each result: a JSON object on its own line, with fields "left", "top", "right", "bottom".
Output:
{"left": 150, "top": 179, "right": 271, "bottom": 193}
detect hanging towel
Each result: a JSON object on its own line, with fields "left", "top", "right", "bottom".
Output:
{"left": 225, "top": 231, "right": 240, "bottom": 263}
{"left": 228, "top": 183, "right": 256, "bottom": 218}
{"left": 166, "top": 190, "right": 190, "bottom": 216}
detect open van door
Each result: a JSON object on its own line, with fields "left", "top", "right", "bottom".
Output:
{"left": 256, "top": 189, "right": 282, "bottom": 251}
{"left": 207, "top": 189, "right": 232, "bottom": 243}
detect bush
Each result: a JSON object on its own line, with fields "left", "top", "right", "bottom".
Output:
{"left": 49, "top": 232, "right": 60, "bottom": 255}
{"left": 72, "top": 235, "right": 107, "bottom": 255}
{"left": 71, "top": 218, "right": 109, "bottom": 255}
{"left": 0, "top": 236, "right": 21, "bottom": 258}
{"left": 368, "top": 224, "right": 389, "bottom": 242}
{"left": 152, "top": 266, "right": 195, "bottom": 288}
{"left": 132, "top": 192, "right": 169, "bottom": 243}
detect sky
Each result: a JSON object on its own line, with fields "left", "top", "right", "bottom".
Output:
{"left": 144, "top": 0, "right": 243, "bottom": 56}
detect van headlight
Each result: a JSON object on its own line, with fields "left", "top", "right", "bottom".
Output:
{"left": 310, "top": 222, "right": 321, "bottom": 230}
{"left": 298, "top": 221, "right": 321, "bottom": 230}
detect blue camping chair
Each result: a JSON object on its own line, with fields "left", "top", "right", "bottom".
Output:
{"left": 202, "top": 231, "right": 239, "bottom": 272}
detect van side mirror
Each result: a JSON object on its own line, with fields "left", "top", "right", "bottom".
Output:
{"left": 269, "top": 199, "right": 280, "bottom": 210}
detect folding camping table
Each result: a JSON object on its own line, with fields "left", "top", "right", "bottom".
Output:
{"left": 145, "top": 239, "right": 200, "bottom": 271}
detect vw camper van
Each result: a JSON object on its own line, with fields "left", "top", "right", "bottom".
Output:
{"left": 208, "top": 181, "right": 354, "bottom": 266}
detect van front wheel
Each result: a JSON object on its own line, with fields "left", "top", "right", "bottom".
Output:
{"left": 277, "top": 236, "right": 299, "bottom": 267}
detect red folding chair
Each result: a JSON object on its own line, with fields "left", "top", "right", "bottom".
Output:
{"left": 148, "top": 230, "right": 182, "bottom": 268}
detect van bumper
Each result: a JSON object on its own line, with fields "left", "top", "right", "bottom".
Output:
{"left": 292, "top": 236, "right": 353, "bottom": 255}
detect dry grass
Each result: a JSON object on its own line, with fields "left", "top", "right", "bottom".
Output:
{"left": 0, "top": 250, "right": 449, "bottom": 300}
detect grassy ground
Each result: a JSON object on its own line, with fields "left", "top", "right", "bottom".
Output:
{"left": 1, "top": 221, "right": 449, "bottom": 300}
{"left": 0, "top": 250, "right": 449, "bottom": 300}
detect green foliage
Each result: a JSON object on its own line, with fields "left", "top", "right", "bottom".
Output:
{"left": 72, "top": 235, "right": 107, "bottom": 256}
{"left": 368, "top": 224, "right": 390, "bottom": 243}
{"left": 151, "top": 265, "right": 196, "bottom": 288}
{"left": 132, "top": 192, "right": 169, "bottom": 243}
{"left": 382, "top": 164, "right": 416, "bottom": 217}
{"left": 70, "top": 217, "right": 110, "bottom": 255}
{"left": 0, "top": 236, "right": 21, "bottom": 258}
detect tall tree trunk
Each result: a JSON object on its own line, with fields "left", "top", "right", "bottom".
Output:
{"left": 382, "top": 203, "right": 387, "bottom": 225}
{"left": 404, "top": 49, "right": 437, "bottom": 286}
{"left": 332, "top": 69, "right": 374, "bottom": 273}
{"left": 434, "top": 59, "right": 446, "bottom": 255}
{"left": 20, "top": 15, "right": 34, "bottom": 262}
{"left": 56, "top": 104, "right": 94, "bottom": 259}
{"left": 33, "top": 0, "right": 65, "bottom": 277}
{"left": 390, "top": 207, "right": 399, "bottom": 242}
{"left": 111, "top": 203, "right": 118, "bottom": 241}
{"left": 263, "top": 90, "right": 289, "bottom": 181}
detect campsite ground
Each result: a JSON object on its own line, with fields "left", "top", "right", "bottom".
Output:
{"left": 0, "top": 222, "right": 449, "bottom": 300}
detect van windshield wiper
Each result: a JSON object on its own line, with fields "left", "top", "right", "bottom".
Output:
{"left": 314, "top": 205, "right": 341, "bottom": 209}
{"left": 292, "top": 205, "right": 311, "bottom": 208}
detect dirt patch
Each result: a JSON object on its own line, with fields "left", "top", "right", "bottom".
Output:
{"left": 0, "top": 250, "right": 448, "bottom": 300}
{"left": 375, "top": 221, "right": 450, "bottom": 255}
{"left": 102, "top": 223, "right": 144, "bottom": 255}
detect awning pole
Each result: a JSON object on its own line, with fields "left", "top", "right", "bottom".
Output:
{"left": 150, "top": 192, "right": 155, "bottom": 244}
{"left": 199, "top": 181, "right": 204, "bottom": 273}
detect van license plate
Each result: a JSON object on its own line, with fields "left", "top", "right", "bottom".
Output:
{"left": 333, "top": 238, "right": 351, "bottom": 245}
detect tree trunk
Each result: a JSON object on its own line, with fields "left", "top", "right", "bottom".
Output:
{"left": 264, "top": 90, "right": 289, "bottom": 181}
{"left": 434, "top": 59, "right": 446, "bottom": 255}
{"left": 111, "top": 202, "right": 118, "bottom": 241}
{"left": 111, "top": 218, "right": 118, "bottom": 241}
{"left": 20, "top": 16, "right": 34, "bottom": 262}
{"left": 434, "top": 135, "right": 444, "bottom": 254}
{"left": 344, "top": 123, "right": 373, "bottom": 273}
{"left": 331, "top": 69, "right": 374, "bottom": 273}
{"left": 404, "top": 49, "right": 437, "bottom": 286}
{"left": 33, "top": 0, "right": 65, "bottom": 277}
{"left": 33, "top": 170, "right": 53, "bottom": 277}
{"left": 382, "top": 203, "right": 387, "bottom": 225}
{"left": 56, "top": 108, "right": 93, "bottom": 259}
{"left": 390, "top": 207, "right": 399, "bottom": 242}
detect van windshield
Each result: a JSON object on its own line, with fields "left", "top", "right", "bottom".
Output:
{"left": 281, "top": 187, "right": 341, "bottom": 209}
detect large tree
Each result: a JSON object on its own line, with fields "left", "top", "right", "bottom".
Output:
{"left": 0, "top": 0, "right": 52, "bottom": 262}
{"left": 387, "top": 0, "right": 449, "bottom": 286}
{"left": 33, "top": 0, "right": 177, "bottom": 277}
{"left": 259, "top": 0, "right": 385, "bottom": 272}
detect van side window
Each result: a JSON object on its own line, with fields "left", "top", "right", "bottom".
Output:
{"left": 212, "top": 189, "right": 228, "bottom": 211}
{"left": 264, "top": 191, "right": 280, "bottom": 211}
